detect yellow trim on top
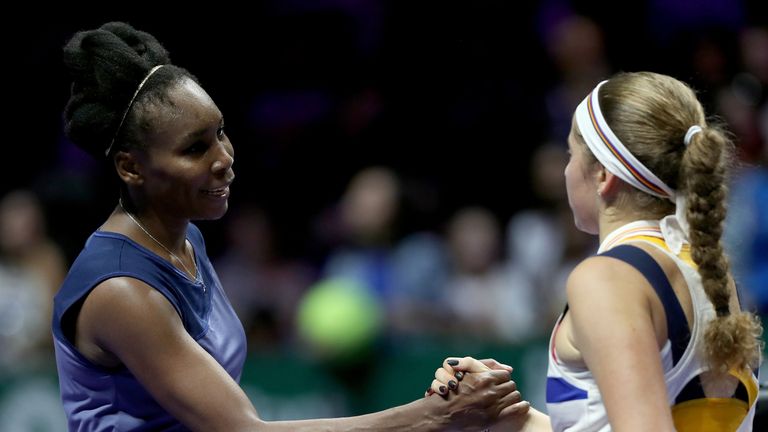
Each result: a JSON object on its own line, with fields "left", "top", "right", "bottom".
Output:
{"left": 672, "top": 397, "right": 749, "bottom": 432}
{"left": 730, "top": 367, "right": 759, "bottom": 406}
{"left": 618, "top": 235, "right": 696, "bottom": 268}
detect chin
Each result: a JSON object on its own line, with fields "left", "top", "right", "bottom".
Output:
{"left": 197, "top": 202, "right": 229, "bottom": 221}
{"left": 211, "top": 203, "right": 229, "bottom": 220}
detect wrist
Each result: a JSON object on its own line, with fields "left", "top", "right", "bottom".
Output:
{"left": 418, "top": 394, "right": 453, "bottom": 430}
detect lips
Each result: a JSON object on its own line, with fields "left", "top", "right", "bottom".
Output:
{"left": 202, "top": 186, "right": 229, "bottom": 196}
{"left": 202, "top": 180, "right": 232, "bottom": 197}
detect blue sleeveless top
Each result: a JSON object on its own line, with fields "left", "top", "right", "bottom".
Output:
{"left": 52, "top": 224, "right": 247, "bottom": 431}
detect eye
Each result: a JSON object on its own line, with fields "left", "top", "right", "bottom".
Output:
{"left": 216, "top": 125, "right": 226, "bottom": 140}
{"left": 184, "top": 141, "right": 208, "bottom": 155}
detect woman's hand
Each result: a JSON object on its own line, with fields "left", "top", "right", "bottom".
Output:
{"left": 426, "top": 357, "right": 513, "bottom": 397}
{"left": 425, "top": 356, "right": 530, "bottom": 430}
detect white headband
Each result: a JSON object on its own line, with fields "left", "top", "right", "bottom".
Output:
{"left": 105, "top": 64, "right": 165, "bottom": 156}
{"left": 574, "top": 80, "right": 676, "bottom": 201}
{"left": 576, "top": 79, "right": 694, "bottom": 254}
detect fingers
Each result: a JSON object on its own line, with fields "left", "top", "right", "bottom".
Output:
{"left": 427, "top": 356, "right": 469, "bottom": 398}
{"left": 479, "top": 358, "right": 513, "bottom": 372}
{"left": 492, "top": 379, "right": 520, "bottom": 402}
{"left": 430, "top": 367, "right": 459, "bottom": 396}
{"left": 475, "top": 378, "right": 528, "bottom": 421}
{"left": 448, "top": 368, "right": 514, "bottom": 400}
{"left": 442, "top": 364, "right": 512, "bottom": 395}
{"left": 430, "top": 378, "right": 451, "bottom": 397}
{"left": 444, "top": 356, "right": 492, "bottom": 373}
{"left": 484, "top": 368, "right": 515, "bottom": 385}
{"left": 431, "top": 356, "right": 512, "bottom": 400}
{"left": 485, "top": 379, "right": 528, "bottom": 419}
{"left": 493, "top": 376, "right": 518, "bottom": 394}
{"left": 437, "top": 370, "right": 527, "bottom": 428}
{"left": 499, "top": 400, "right": 531, "bottom": 418}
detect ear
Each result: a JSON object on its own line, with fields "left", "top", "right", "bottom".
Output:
{"left": 595, "top": 165, "right": 620, "bottom": 199}
{"left": 114, "top": 151, "right": 144, "bottom": 186}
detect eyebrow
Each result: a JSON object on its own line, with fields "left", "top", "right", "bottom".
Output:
{"left": 181, "top": 117, "right": 224, "bottom": 142}
{"left": 182, "top": 128, "right": 208, "bottom": 142}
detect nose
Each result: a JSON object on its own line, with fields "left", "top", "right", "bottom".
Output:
{"left": 211, "top": 141, "right": 234, "bottom": 175}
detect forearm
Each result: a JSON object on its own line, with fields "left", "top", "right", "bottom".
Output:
{"left": 259, "top": 397, "right": 448, "bottom": 432}
{"left": 490, "top": 407, "right": 551, "bottom": 432}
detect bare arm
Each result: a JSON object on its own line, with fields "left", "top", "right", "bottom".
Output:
{"left": 78, "top": 278, "right": 261, "bottom": 431}
{"left": 566, "top": 257, "right": 675, "bottom": 432}
{"left": 78, "top": 278, "right": 521, "bottom": 432}
{"left": 267, "top": 380, "right": 517, "bottom": 432}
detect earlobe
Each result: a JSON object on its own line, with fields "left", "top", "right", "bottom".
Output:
{"left": 114, "top": 151, "right": 143, "bottom": 186}
{"left": 597, "top": 168, "right": 619, "bottom": 198}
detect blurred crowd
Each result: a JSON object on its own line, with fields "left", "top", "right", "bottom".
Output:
{"left": 1, "top": 1, "right": 766, "bottom": 369}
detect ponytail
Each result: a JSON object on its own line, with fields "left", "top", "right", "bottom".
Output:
{"left": 681, "top": 127, "right": 763, "bottom": 373}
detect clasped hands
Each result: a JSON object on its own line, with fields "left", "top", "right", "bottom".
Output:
{"left": 426, "top": 356, "right": 530, "bottom": 429}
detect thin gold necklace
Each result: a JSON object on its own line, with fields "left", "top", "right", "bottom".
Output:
{"left": 119, "top": 199, "right": 204, "bottom": 291}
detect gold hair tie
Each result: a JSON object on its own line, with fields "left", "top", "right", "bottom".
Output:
{"left": 105, "top": 64, "right": 165, "bottom": 156}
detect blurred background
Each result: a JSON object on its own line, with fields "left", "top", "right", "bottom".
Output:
{"left": 2, "top": 0, "right": 767, "bottom": 429}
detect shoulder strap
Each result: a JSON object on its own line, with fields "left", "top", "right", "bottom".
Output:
{"left": 598, "top": 245, "right": 690, "bottom": 365}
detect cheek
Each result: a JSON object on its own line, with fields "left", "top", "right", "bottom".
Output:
{"left": 564, "top": 161, "right": 577, "bottom": 193}
{"left": 150, "top": 162, "right": 205, "bottom": 192}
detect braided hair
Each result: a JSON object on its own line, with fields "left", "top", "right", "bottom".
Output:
{"left": 598, "top": 72, "right": 762, "bottom": 373}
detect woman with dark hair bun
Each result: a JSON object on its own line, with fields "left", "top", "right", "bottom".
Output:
{"left": 52, "top": 21, "right": 527, "bottom": 431}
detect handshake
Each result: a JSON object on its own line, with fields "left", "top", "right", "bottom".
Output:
{"left": 421, "top": 356, "right": 532, "bottom": 431}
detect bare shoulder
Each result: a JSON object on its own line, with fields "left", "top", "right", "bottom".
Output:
{"left": 566, "top": 254, "right": 652, "bottom": 316}
{"left": 76, "top": 277, "right": 183, "bottom": 367}
{"left": 567, "top": 255, "right": 644, "bottom": 296}
{"left": 81, "top": 277, "right": 179, "bottom": 328}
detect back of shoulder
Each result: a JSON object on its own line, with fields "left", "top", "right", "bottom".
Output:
{"left": 55, "top": 232, "right": 129, "bottom": 316}
{"left": 566, "top": 248, "right": 652, "bottom": 303}
{"left": 568, "top": 253, "right": 628, "bottom": 289}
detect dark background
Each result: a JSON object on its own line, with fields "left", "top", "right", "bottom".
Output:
{"left": 6, "top": 0, "right": 767, "bottom": 261}
{"left": 1, "top": 1, "right": 766, "bottom": 427}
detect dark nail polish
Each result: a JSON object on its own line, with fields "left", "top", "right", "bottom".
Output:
{"left": 439, "top": 385, "right": 447, "bottom": 394}
{"left": 448, "top": 380, "right": 457, "bottom": 389}
{"left": 454, "top": 371, "right": 464, "bottom": 381}
{"left": 447, "top": 359, "right": 459, "bottom": 366}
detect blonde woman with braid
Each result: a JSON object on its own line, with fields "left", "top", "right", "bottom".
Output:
{"left": 430, "top": 72, "right": 763, "bottom": 431}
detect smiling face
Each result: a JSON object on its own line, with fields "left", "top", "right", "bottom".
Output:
{"left": 129, "top": 77, "right": 235, "bottom": 222}
{"left": 564, "top": 116, "right": 600, "bottom": 235}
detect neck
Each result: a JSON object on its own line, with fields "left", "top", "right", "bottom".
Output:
{"left": 597, "top": 208, "right": 657, "bottom": 244}
{"left": 118, "top": 199, "right": 188, "bottom": 254}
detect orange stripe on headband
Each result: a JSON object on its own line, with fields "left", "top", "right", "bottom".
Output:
{"left": 586, "top": 95, "right": 669, "bottom": 197}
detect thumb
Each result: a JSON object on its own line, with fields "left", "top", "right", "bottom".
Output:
{"left": 444, "top": 356, "right": 492, "bottom": 373}
{"left": 480, "top": 358, "right": 513, "bottom": 372}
